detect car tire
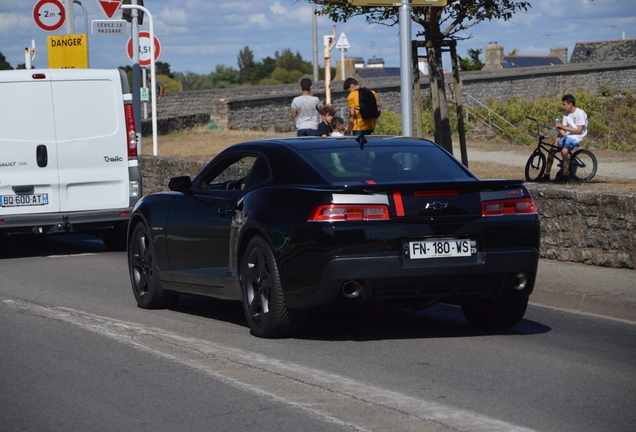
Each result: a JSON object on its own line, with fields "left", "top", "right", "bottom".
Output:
{"left": 128, "top": 222, "right": 178, "bottom": 309}
{"left": 241, "top": 236, "right": 306, "bottom": 338}
{"left": 461, "top": 293, "right": 529, "bottom": 329}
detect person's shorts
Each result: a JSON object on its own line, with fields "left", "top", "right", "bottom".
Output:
{"left": 557, "top": 136, "right": 580, "bottom": 152}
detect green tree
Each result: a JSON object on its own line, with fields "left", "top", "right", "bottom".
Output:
{"left": 254, "top": 56, "right": 276, "bottom": 83}
{"left": 274, "top": 48, "right": 312, "bottom": 75}
{"left": 459, "top": 48, "right": 484, "bottom": 71}
{"left": 193, "top": 65, "right": 240, "bottom": 89}
{"left": 237, "top": 46, "right": 257, "bottom": 84}
{"left": 173, "top": 71, "right": 203, "bottom": 91}
{"left": 155, "top": 61, "right": 173, "bottom": 78}
{"left": 310, "top": 0, "right": 530, "bottom": 152}
{"left": 0, "top": 51, "right": 13, "bottom": 70}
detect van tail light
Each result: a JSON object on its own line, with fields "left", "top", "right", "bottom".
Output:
{"left": 308, "top": 204, "right": 390, "bottom": 222}
{"left": 124, "top": 101, "right": 137, "bottom": 158}
{"left": 482, "top": 198, "right": 537, "bottom": 217}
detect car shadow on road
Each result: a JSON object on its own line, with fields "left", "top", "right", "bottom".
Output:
{"left": 0, "top": 234, "right": 108, "bottom": 259}
{"left": 299, "top": 304, "right": 552, "bottom": 342}
{"left": 169, "top": 295, "right": 551, "bottom": 341}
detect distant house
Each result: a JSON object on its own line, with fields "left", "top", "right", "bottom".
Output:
{"left": 503, "top": 55, "right": 565, "bottom": 68}
{"left": 355, "top": 67, "right": 401, "bottom": 79}
{"left": 570, "top": 39, "right": 636, "bottom": 63}
{"left": 483, "top": 43, "right": 568, "bottom": 70}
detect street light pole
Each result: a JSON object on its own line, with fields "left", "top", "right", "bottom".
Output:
{"left": 399, "top": 0, "right": 413, "bottom": 136}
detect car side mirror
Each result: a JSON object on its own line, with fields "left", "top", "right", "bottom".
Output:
{"left": 168, "top": 176, "right": 192, "bottom": 194}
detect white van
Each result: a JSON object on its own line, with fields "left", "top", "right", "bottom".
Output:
{"left": 0, "top": 68, "right": 141, "bottom": 250}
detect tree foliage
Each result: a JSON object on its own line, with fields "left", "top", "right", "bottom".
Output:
{"left": 0, "top": 51, "right": 13, "bottom": 70}
{"left": 171, "top": 46, "right": 318, "bottom": 90}
{"left": 459, "top": 48, "right": 484, "bottom": 71}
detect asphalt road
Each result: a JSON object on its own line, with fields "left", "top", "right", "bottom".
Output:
{"left": 1, "top": 235, "right": 635, "bottom": 432}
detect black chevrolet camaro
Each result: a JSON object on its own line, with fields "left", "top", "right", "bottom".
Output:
{"left": 128, "top": 136, "right": 540, "bottom": 338}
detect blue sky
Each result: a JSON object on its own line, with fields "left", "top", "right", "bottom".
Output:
{"left": 1, "top": 0, "right": 634, "bottom": 74}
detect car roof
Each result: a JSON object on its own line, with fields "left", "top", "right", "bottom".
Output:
{"left": 258, "top": 136, "right": 440, "bottom": 152}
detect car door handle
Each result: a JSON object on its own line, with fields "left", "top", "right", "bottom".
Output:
{"left": 36, "top": 145, "right": 48, "bottom": 168}
{"left": 218, "top": 207, "right": 233, "bottom": 216}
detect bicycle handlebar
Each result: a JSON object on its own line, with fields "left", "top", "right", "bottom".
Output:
{"left": 526, "top": 116, "right": 556, "bottom": 140}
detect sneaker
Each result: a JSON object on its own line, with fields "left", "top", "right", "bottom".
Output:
{"left": 536, "top": 174, "right": 550, "bottom": 183}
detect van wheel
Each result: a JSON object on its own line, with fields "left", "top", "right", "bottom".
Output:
{"left": 128, "top": 222, "right": 178, "bottom": 309}
{"left": 102, "top": 224, "right": 127, "bottom": 251}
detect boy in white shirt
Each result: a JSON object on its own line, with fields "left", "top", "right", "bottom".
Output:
{"left": 330, "top": 116, "right": 346, "bottom": 137}
{"left": 540, "top": 94, "right": 588, "bottom": 183}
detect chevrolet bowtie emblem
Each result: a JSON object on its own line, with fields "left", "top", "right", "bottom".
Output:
{"left": 425, "top": 202, "right": 448, "bottom": 210}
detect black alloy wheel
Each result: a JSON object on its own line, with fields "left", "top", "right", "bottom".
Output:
{"left": 241, "top": 236, "right": 305, "bottom": 338}
{"left": 129, "top": 222, "right": 178, "bottom": 309}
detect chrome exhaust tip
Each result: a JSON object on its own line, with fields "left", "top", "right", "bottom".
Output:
{"left": 513, "top": 273, "right": 528, "bottom": 291}
{"left": 342, "top": 281, "right": 364, "bottom": 299}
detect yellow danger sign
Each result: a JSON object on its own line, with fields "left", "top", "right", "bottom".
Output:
{"left": 47, "top": 34, "right": 88, "bottom": 68}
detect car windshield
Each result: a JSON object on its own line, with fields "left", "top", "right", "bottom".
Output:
{"left": 300, "top": 145, "right": 474, "bottom": 185}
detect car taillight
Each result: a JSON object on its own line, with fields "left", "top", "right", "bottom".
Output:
{"left": 308, "top": 204, "right": 390, "bottom": 221}
{"left": 124, "top": 102, "right": 137, "bottom": 158}
{"left": 482, "top": 198, "right": 537, "bottom": 216}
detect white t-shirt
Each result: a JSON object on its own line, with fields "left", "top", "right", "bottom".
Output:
{"left": 562, "top": 107, "right": 588, "bottom": 143}
{"left": 291, "top": 95, "right": 322, "bottom": 130}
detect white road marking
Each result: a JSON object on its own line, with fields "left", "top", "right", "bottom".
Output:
{"left": 2, "top": 296, "right": 536, "bottom": 432}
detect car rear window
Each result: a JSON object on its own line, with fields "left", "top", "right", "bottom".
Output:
{"left": 300, "top": 145, "right": 474, "bottom": 184}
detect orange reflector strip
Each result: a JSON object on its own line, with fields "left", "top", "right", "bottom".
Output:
{"left": 393, "top": 190, "right": 405, "bottom": 216}
{"left": 119, "top": 212, "right": 130, "bottom": 217}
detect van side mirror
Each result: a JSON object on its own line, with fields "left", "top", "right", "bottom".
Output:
{"left": 168, "top": 176, "right": 192, "bottom": 194}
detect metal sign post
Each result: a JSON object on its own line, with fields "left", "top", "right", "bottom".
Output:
{"left": 121, "top": 3, "right": 157, "bottom": 156}
{"left": 399, "top": 0, "right": 413, "bottom": 136}
{"left": 335, "top": 32, "right": 350, "bottom": 81}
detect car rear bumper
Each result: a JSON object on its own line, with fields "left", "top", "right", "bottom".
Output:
{"left": 285, "top": 249, "right": 539, "bottom": 309}
{"left": 0, "top": 208, "right": 134, "bottom": 236}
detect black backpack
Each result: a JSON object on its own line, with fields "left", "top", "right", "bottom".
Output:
{"left": 358, "top": 87, "right": 379, "bottom": 120}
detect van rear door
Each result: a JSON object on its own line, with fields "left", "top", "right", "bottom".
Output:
{"left": 0, "top": 71, "right": 61, "bottom": 217}
{"left": 49, "top": 69, "right": 130, "bottom": 212}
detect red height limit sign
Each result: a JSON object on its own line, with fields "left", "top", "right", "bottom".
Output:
{"left": 126, "top": 30, "right": 161, "bottom": 67}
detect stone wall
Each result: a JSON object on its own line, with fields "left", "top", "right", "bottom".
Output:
{"left": 146, "top": 60, "right": 636, "bottom": 135}
{"left": 139, "top": 155, "right": 636, "bottom": 270}
{"left": 526, "top": 184, "right": 636, "bottom": 269}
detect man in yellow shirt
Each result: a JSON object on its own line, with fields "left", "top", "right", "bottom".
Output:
{"left": 343, "top": 78, "right": 381, "bottom": 136}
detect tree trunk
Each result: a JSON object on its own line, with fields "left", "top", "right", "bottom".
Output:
{"left": 424, "top": 9, "right": 453, "bottom": 154}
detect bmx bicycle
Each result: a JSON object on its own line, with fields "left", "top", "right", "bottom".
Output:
{"left": 524, "top": 117, "right": 597, "bottom": 182}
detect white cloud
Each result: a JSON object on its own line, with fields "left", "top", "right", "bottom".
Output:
{"left": 0, "top": 13, "right": 36, "bottom": 34}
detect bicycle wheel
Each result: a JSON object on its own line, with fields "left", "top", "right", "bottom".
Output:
{"left": 525, "top": 150, "right": 546, "bottom": 182}
{"left": 570, "top": 149, "right": 597, "bottom": 182}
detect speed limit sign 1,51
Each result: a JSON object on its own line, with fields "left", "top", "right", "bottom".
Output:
{"left": 126, "top": 31, "right": 161, "bottom": 66}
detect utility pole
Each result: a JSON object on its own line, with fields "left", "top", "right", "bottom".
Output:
{"left": 323, "top": 26, "right": 336, "bottom": 105}
{"left": 312, "top": 3, "right": 318, "bottom": 84}
{"left": 65, "top": 0, "right": 75, "bottom": 33}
